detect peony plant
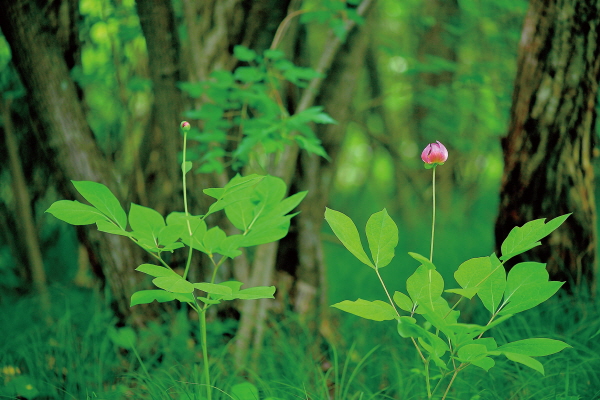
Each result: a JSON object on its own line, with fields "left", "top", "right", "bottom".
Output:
{"left": 325, "top": 140, "right": 571, "bottom": 399}
{"left": 46, "top": 121, "right": 306, "bottom": 400}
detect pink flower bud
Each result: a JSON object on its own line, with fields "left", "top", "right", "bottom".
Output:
{"left": 180, "top": 121, "right": 191, "bottom": 131}
{"left": 421, "top": 141, "right": 448, "bottom": 167}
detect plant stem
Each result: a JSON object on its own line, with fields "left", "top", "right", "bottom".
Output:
{"left": 424, "top": 359, "right": 432, "bottom": 398}
{"left": 429, "top": 165, "right": 436, "bottom": 263}
{"left": 180, "top": 126, "right": 209, "bottom": 398}
{"left": 181, "top": 129, "right": 194, "bottom": 280}
{"left": 198, "top": 308, "right": 212, "bottom": 400}
{"left": 441, "top": 365, "right": 463, "bottom": 400}
{"left": 375, "top": 267, "right": 400, "bottom": 317}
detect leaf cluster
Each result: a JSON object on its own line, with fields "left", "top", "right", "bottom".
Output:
{"left": 178, "top": 46, "right": 335, "bottom": 173}
{"left": 325, "top": 208, "right": 571, "bottom": 380}
{"left": 46, "top": 175, "right": 306, "bottom": 308}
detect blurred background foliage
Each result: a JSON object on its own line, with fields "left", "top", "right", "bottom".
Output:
{"left": 0, "top": 0, "right": 531, "bottom": 297}
{"left": 1, "top": 0, "right": 600, "bottom": 398}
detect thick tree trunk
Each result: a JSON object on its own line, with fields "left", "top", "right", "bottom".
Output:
{"left": 0, "top": 0, "right": 142, "bottom": 318}
{"left": 136, "top": 0, "right": 184, "bottom": 215}
{"left": 495, "top": 0, "right": 600, "bottom": 292}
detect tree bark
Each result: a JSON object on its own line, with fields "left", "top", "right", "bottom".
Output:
{"left": 0, "top": 0, "right": 142, "bottom": 319}
{"left": 136, "top": 0, "right": 184, "bottom": 215}
{"left": 495, "top": 0, "right": 600, "bottom": 292}
{"left": 2, "top": 100, "right": 49, "bottom": 309}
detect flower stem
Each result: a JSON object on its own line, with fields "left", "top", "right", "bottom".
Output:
{"left": 429, "top": 165, "right": 437, "bottom": 263}
{"left": 198, "top": 308, "right": 212, "bottom": 400}
{"left": 181, "top": 129, "right": 194, "bottom": 280}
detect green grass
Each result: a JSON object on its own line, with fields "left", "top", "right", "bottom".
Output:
{"left": 1, "top": 284, "right": 600, "bottom": 400}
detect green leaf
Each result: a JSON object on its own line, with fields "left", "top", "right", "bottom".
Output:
{"left": 455, "top": 257, "right": 491, "bottom": 290}
{"left": 331, "top": 299, "right": 397, "bottom": 321}
{"left": 108, "top": 326, "right": 137, "bottom": 349}
{"left": 96, "top": 220, "right": 133, "bottom": 237}
{"left": 477, "top": 253, "right": 506, "bottom": 314}
{"left": 496, "top": 338, "right": 571, "bottom": 356}
{"left": 393, "top": 291, "right": 414, "bottom": 313}
{"left": 204, "top": 174, "right": 265, "bottom": 217}
{"left": 135, "top": 264, "right": 178, "bottom": 278}
{"left": 499, "top": 262, "right": 563, "bottom": 315}
{"left": 445, "top": 287, "right": 479, "bottom": 299}
{"left": 366, "top": 209, "right": 398, "bottom": 268}
{"left": 504, "top": 352, "right": 545, "bottom": 375}
{"left": 130, "top": 290, "right": 193, "bottom": 306}
{"left": 209, "top": 282, "right": 275, "bottom": 301}
{"left": 457, "top": 343, "right": 488, "bottom": 364}
{"left": 397, "top": 316, "right": 426, "bottom": 338}
{"left": 129, "top": 203, "right": 165, "bottom": 240}
{"left": 218, "top": 235, "right": 244, "bottom": 258}
{"left": 152, "top": 276, "right": 194, "bottom": 293}
{"left": 234, "top": 66, "right": 264, "bottom": 83}
{"left": 182, "top": 161, "right": 192, "bottom": 174}
{"left": 158, "top": 224, "right": 185, "bottom": 246}
{"left": 231, "top": 382, "right": 259, "bottom": 400}
{"left": 45, "top": 200, "right": 107, "bottom": 225}
{"left": 203, "top": 226, "right": 226, "bottom": 254}
{"left": 167, "top": 212, "right": 207, "bottom": 252}
{"left": 449, "top": 314, "right": 513, "bottom": 344}
{"left": 325, "top": 208, "right": 374, "bottom": 268}
{"left": 406, "top": 265, "right": 445, "bottom": 312}
{"left": 71, "top": 181, "right": 127, "bottom": 228}
{"left": 471, "top": 357, "right": 495, "bottom": 371}
{"left": 500, "top": 214, "right": 570, "bottom": 261}
{"left": 294, "top": 135, "right": 330, "bottom": 160}
{"left": 407, "top": 252, "right": 436, "bottom": 270}
{"left": 193, "top": 282, "right": 233, "bottom": 296}
{"left": 233, "top": 45, "right": 258, "bottom": 62}
{"left": 235, "top": 286, "right": 276, "bottom": 300}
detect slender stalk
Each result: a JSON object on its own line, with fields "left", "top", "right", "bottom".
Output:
{"left": 375, "top": 267, "right": 400, "bottom": 317}
{"left": 198, "top": 309, "right": 212, "bottom": 400}
{"left": 441, "top": 364, "right": 464, "bottom": 400}
{"left": 181, "top": 129, "right": 194, "bottom": 280}
{"left": 424, "top": 360, "right": 432, "bottom": 398}
{"left": 429, "top": 166, "right": 437, "bottom": 262}
{"left": 180, "top": 124, "right": 210, "bottom": 399}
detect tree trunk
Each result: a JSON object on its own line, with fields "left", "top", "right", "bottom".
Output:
{"left": 0, "top": 0, "right": 142, "bottom": 319}
{"left": 234, "top": 0, "right": 376, "bottom": 363}
{"left": 495, "top": 0, "right": 600, "bottom": 293}
{"left": 136, "top": 0, "right": 184, "bottom": 215}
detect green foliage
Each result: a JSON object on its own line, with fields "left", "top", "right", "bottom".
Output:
{"left": 326, "top": 207, "right": 572, "bottom": 397}
{"left": 46, "top": 174, "right": 302, "bottom": 308}
{"left": 179, "top": 46, "right": 335, "bottom": 173}
{"left": 46, "top": 142, "right": 304, "bottom": 400}
{"left": 300, "top": 0, "right": 365, "bottom": 41}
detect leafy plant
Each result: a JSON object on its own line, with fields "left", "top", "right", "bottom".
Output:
{"left": 46, "top": 121, "right": 306, "bottom": 400}
{"left": 325, "top": 141, "right": 571, "bottom": 399}
{"left": 179, "top": 45, "right": 335, "bottom": 173}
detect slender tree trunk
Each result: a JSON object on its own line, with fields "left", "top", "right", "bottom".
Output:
{"left": 2, "top": 100, "right": 50, "bottom": 309}
{"left": 292, "top": 7, "right": 374, "bottom": 319}
{"left": 234, "top": 0, "right": 376, "bottom": 363}
{"left": 495, "top": 0, "right": 600, "bottom": 292}
{"left": 0, "top": 0, "right": 142, "bottom": 319}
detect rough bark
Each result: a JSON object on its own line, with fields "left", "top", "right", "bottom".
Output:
{"left": 495, "top": 0, "right": 600, "bottom": 292}
{"left": 0, "top": 0, "right": 142, "bottom": 318}
{"left": 136, "top": 0, "right": 184, "bottom": 215}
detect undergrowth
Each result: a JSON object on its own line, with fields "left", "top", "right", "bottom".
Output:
{"left": 1, "top": 286, "right": 599, "bottom": 400}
